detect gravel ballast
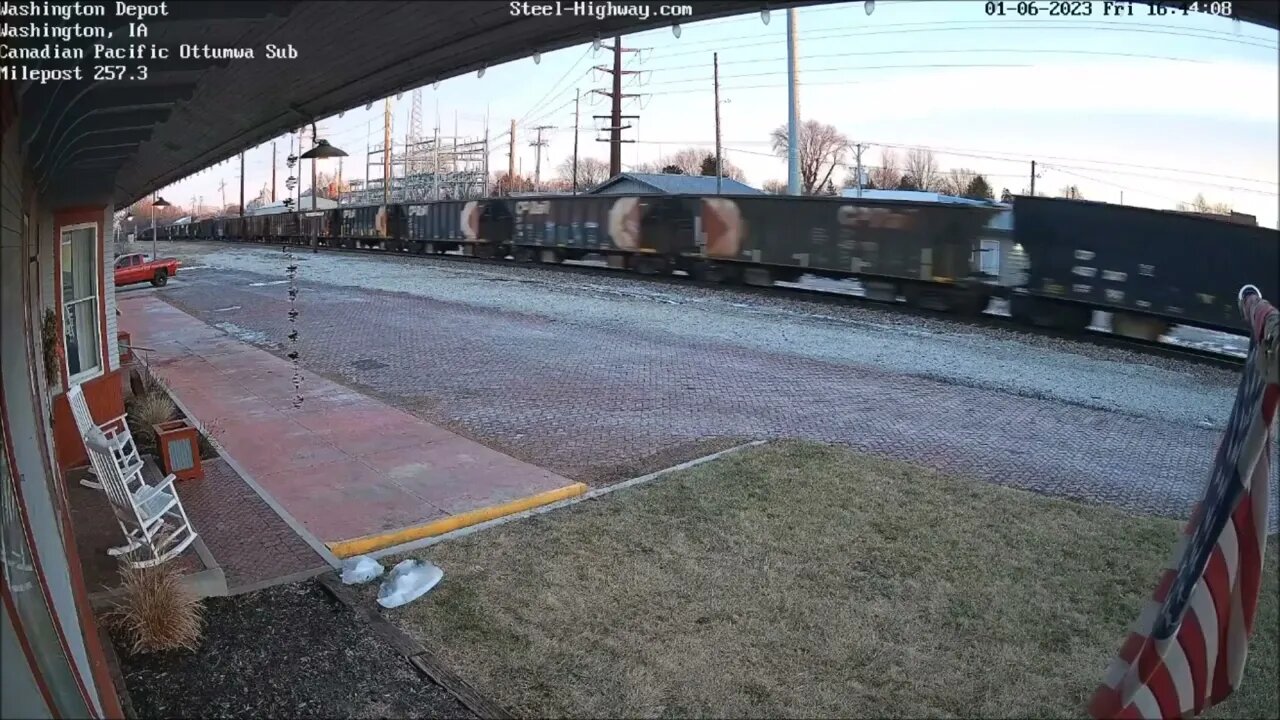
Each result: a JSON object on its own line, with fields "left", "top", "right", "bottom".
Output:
{"left": 163, "top": 241, "right": 1239, "bottom": 431}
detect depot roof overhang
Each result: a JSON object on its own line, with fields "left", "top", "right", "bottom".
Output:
{"left": 15, "top": 1, "right": 1278, "bottom": 209}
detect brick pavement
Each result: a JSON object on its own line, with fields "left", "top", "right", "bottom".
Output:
{"left": 118, "top": 294, "right": 580, "bottom": 554}
{"left": 177, "top": 458, "right": 327, "bottom": 592}
{"left": 152, "top": 259, "right": 1278, "bottom": 527}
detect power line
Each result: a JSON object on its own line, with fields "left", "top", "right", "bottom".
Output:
{"left": 651, "top": 21, "right": 1278, "bottom": 62}
{"left": 1043, "top": 164, "right": 1189, "bottom": 205}
{"left": 649, "top": 137, "right": 1269, "bottom": 200}
{"left": 642, "top": 13, "right": 1279, "bottom": 51}
{"left": 864, "top": 140, "right": 1278, "bottom": 191}
{"left": 643, "top": 46, "right": 1210, "bottom": 75}
{"left": 518, "top": 46, "right": 595, "bottom": 127}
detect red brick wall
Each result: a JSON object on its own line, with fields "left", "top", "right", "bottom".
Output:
{"left": 49, "top": 369, "right": 124, "bottom": 470}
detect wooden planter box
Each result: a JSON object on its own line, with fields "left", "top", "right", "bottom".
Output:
{"left": 153, "top": 419, "right": 204, "bottom": 481}
{"left": 118, "top": 331, "right": 133, "bottom": 364}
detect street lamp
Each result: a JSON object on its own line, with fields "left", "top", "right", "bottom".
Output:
{"left": 151, "top": 196, "right": 170, "bottom": 259}
{"left": 298, "top": 121, "right": 348, "bottom": 211}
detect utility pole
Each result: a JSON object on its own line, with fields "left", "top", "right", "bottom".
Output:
{"left": 609, "top": 35, "right": 622, "bottom": 176}
{"left": 311, "top": 124, "right": 319, "bottom": 210}
{"left": 271, "top": 142, "right": 277, "bottom": 202}
{"left": 713, "top": 52, "right": 722, "bottom": 195}
{"left": 294, "top": 130, "right": 301, "bottom": 210}
{"left": 853, "top": 143, "right": 865, "bottom": 198}
{"left": 239, "top": 151, "right": 245, "bottom": 217}
{"left": 591, "top": 37, "right": 644, "bottom": 177}
{"left": 530, "top": 125, "right": 553, "bottom": 190}
{"left": 508, "top": 118, "right": 516, "bottom": 183}
{"left": 572, "top": 88, "right": 581, "bottom": 194}
{"left": 337, "top": 157, "right": 343, "bottom": 203}
{"left": 217, "top": 178, "right": 227, "bottom": 214}
{"left": 405, "top": 116, "right": 413, "bottom": 197}
{"left": 786, "top": 8, "right": 801, "bottom": 195}
{"left": 383, "top": 99, "right": 392, "bottom": 206}
{"left": 150, "top": 194, "right": 157, "bottom": 260}
{"left": 1029, "top": 160, "right": 1037, "bottom": 196}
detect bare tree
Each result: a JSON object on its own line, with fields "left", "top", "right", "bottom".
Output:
{"left": 1176, "top": 192, "right": 1233, "bottom": 215}
{"left": 761, "top": 179, "right": 788, "bottom": 194}
{"left": 769, "top": 120, "right": 849, "bottom": 195}
{"left": 491, "top": 172, "right": 534, "bottom": 196}
{"left": 939, "top": 168, "right": 978, "bottom": 197}
{"left": 868, "top": 149, "right": 901, "bottom": 191}
{"left": 555, "top": 156, "right": 610, "bottom": 188}
{"left": 664, "top": 147, "right": 709, "bottom": 175}
{"left": 632, "top": 147, "right": 746, "bottom": 182}
{"left": 308, "top": 171, "right": 351, "bottom": 200}
{"left": 903, "top": 148, "right": 941, "bottom": 192}
{"left": 1059, "top": 185, "right": 1085, "bottom": 200}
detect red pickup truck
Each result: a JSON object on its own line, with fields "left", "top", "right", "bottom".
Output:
{"left": 114, "top": 253, "right": 180, "bottom": 287}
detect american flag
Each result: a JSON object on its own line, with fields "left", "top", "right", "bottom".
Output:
{"left": 1088, "top": 287, "right": 1279, "bottom": 720}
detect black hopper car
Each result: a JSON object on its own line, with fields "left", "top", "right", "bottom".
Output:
{"left": 1009, "top": 196, "right": 1277, "bottom": 338}
{"left": 149, "top": 193, "right": 1277, "bottom": 337}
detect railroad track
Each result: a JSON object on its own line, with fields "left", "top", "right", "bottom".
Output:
{"left": 183, "top": 239, "right": 1248, "bottom": 370}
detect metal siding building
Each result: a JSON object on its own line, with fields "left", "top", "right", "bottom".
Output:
{"left": 588, "top": 173, "right": 764, "bottom": 196}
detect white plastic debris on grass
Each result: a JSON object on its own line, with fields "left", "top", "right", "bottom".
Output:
{"left": 376, "top": 559, "right": 443, "bottom": 608}
{"left": 340, "top": 555, "right": 384, "bottom": 585}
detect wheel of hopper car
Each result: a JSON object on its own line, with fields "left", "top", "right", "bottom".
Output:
{"left": 514, "top": 247, "right": 535, "bottom": 263}
{"left": 694, "top": 261, "right": 740, "bottom": 284}
{"left": 150, "top": 270, "right": 168, "bottom": 287}
{"left": 742, "top": 267, "right": 773, "bottom": 287}
{"left": 633, "top": 254, "right": 673, "bottom": 276}
{"left": 950, "top": 287, "right": 990, "bottom": 316}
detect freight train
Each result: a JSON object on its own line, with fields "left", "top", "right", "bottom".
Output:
{"left": 146, "top": 193, "right": 1277, "bottom": 338}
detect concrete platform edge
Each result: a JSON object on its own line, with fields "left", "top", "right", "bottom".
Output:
{"left": 327, "top": 482, "right": 589, "bottom": 559}
{"left": 368, "top": 440, "right": 768, "bottom": 560}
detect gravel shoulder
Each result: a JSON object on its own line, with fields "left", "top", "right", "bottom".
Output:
{"left": 160, "top": 240, "right": 1238, "bottom": 431}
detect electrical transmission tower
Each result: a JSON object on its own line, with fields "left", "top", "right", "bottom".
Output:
{"left": 408, "top": 88, "right": 424, "bottom": 175}
{"left": 591, "top": 36, "right": 646, "bottom": 176}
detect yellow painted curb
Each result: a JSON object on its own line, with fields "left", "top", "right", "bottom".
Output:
{"left": 326, "top": 482, "right": 588, "bottom": 559}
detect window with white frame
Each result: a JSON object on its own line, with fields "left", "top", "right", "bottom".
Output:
{"left": 61, "top": 224, "right": 101, "bottom": 381}
{"left": 980, "top": 239, "right": 1001, "bottom": 277}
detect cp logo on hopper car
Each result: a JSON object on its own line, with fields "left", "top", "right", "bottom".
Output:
{"left": 837, "top": 206, "right": 915, "bottom": 230}
{"left": 515, "top": 201, "right": 550, "bottom": 216}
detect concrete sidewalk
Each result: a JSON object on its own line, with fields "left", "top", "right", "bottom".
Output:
{"left": 119, "top": 294, "right": 584, "bottom": 557}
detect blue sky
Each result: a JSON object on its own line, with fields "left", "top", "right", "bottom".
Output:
{"left": 164, "top": 0, "right": 1280, "bottom": 227}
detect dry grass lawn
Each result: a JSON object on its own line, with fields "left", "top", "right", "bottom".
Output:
{"left": 374, "top": 441, "right": 1279, "bottom": 719}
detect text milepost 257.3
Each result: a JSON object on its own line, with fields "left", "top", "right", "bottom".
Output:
{"left": 983, "top": 1, "right": 1234, "bottom": 18}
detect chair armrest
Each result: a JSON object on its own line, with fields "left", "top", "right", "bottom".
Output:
{"left": 99, "top": 414, "right": 130, "bottom": 435}
{"left": 152, "top": 473, "right": 178, "bottom": 495}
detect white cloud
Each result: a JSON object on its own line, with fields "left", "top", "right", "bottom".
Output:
{"left": 818, "top": 59, "right": 1279, "bottom": 123}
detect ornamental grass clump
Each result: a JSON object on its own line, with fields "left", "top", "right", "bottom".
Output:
{"left": 107, "top": 565, "right": 204, "bottom": 655}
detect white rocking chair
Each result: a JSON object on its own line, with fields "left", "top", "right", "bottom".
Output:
{"left": 82, "top": 426, "right": 199, "bottom": 569}
{"left": 67, "top": 383, "right": 142, "bottom": 491}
